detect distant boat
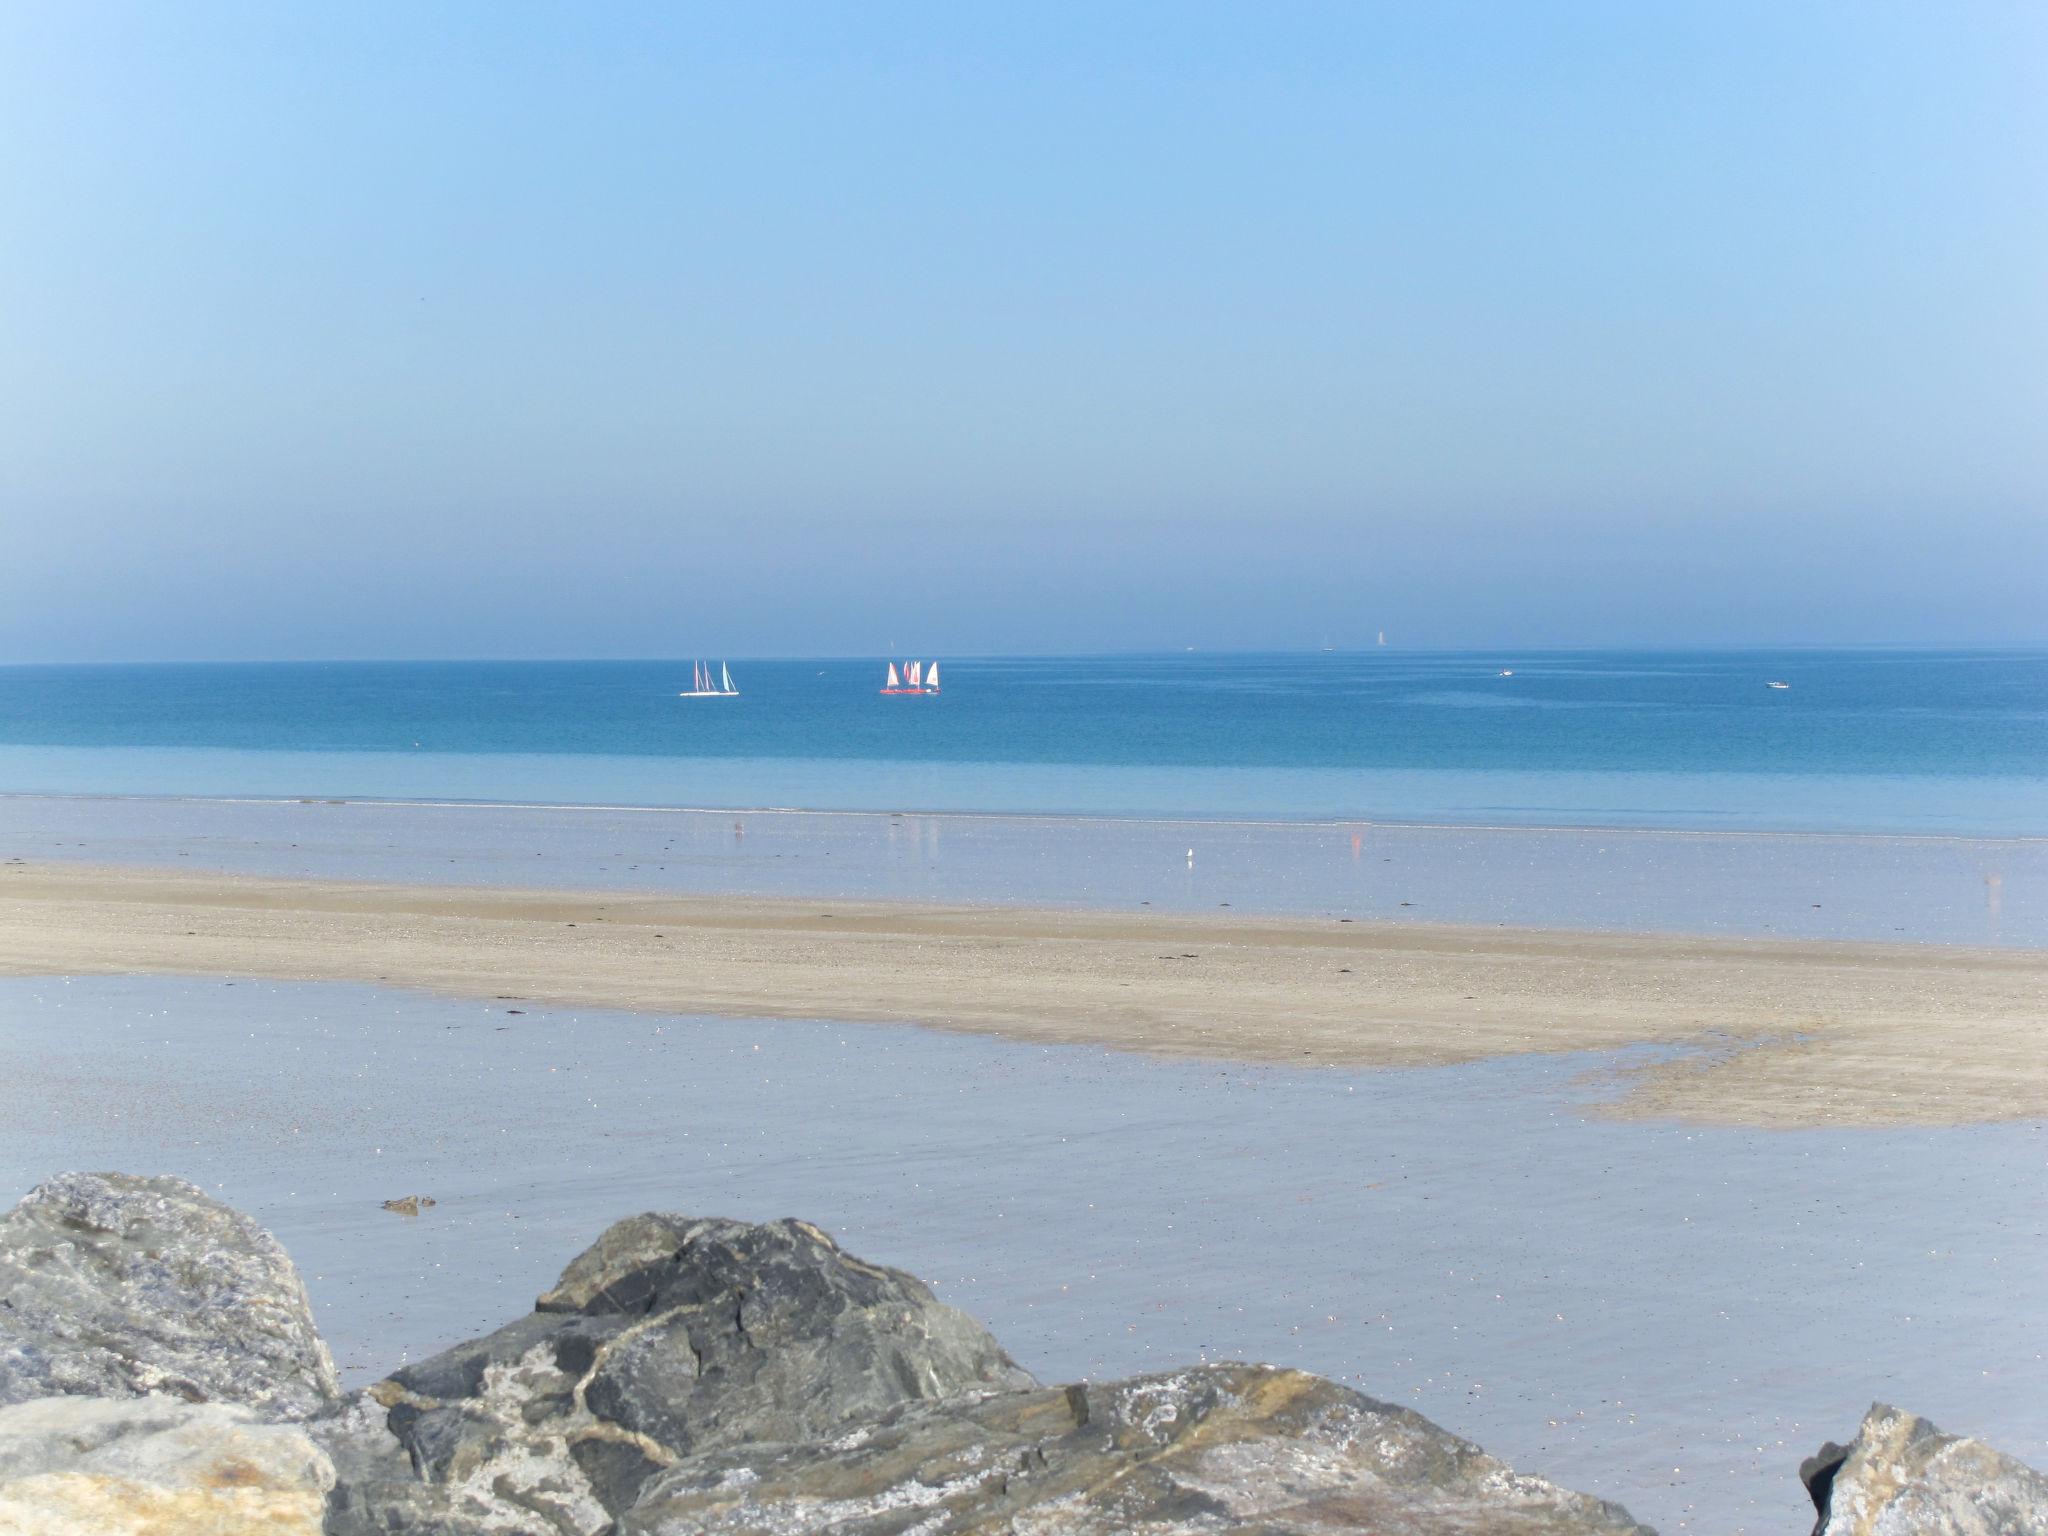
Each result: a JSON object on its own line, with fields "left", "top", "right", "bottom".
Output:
{"left": 678, "top": 660, "right": 738, "bottom": 698}
{"left": 1498, "top": 669, "right": 1514, "bottom": 677}
{"left": 1377, "top": 630, "right": 1386, "bottom": 647}
{"left": 1767, "top": 680, "right": 1790, "bottom": 690}
{"left": 881, "top": 660, "right": 941, "bottom": 695}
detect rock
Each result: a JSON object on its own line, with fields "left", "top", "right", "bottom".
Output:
{"left": 380, "top": 1197, "right": 436, "bottom": 1217}
{"left": 0, "top": 1173, "right": 340, "bottom": 1421}
{"left": 0, "top": 1180, "right": 1666, "bottom": 1533}
{"left": 1805, "top": 1401, "right": 2048, "bottom": 1535}
{"left": 303, "top": 1391, "right": 413, "bottom": 1488}
{"left": 322, "top": 1477, "right": 502, "bottom": 1536}
{"left": 0, "top": 1392, "right": 332, "bottom": 1535}
{"left": 339, "top": 1220, "right": 1040, "bottom": 1531}
{"left": 553, "top": 1216, "right": 1034, "bottom": 1452}
{"left": 354, "top": 1214, "right": 1035, "bottom": 1533}
{"left": 537, "top": 1213, "right": 696, "bottom": 1314}
{"left": 313, "top": 1389, "right": 511, "bottom": 1536}
{"left": 621, "top": 1363, "right": 1653, "bottom": 1534}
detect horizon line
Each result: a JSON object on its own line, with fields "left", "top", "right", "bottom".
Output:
{"left": 2, "top": 640, "right": 2045, "bottom": 668}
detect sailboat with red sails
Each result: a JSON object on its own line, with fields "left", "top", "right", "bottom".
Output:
{"left": 880, "top": 660, "right": 941, "bottom": 695}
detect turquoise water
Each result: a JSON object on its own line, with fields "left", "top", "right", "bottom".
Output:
{"left": 1, "top": 649, "right": 2043, "bottom": 833}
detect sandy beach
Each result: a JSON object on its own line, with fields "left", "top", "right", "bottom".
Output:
{"left": 1, "top": 860, "right": 2040, "bottom": 1129}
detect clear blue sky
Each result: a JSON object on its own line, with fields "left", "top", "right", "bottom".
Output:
{"left": 2, "top": 2, "right": 2042, "bottom": 659}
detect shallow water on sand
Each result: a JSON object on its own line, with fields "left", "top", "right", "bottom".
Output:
{"left": 2, "top": 975, "right": 2043, "bottom": 1533}
{"left": 3, "top": 792, "right": 2042, "bottom": 945}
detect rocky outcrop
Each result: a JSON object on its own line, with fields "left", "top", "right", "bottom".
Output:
{"left": 316, "top": 1212, "right": 1658, "bottom": 1535}
{"left": 333, "top": 1214, "right": 1037, "bottom": 1533}
{"left": 0, "top": 1172, "right": 340, "bottom": 1421}
{"left": 620, "top": 1362, "right": 1652, "bottom": 1535}
{"left": 8, "top": 1171, "right": 2045, "bottom": 1535}
{"left": 1803, "top": 1401, "right": 2048, "bottom": 1535}
{"left": 0, "top": 1393, "right": 334, "bottom": 1535}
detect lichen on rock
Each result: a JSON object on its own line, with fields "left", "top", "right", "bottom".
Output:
{"left": 0, "top": 1172, "right": 340, "bottom": 1422}
{"left": 619, "top": 1362, "right": 1655, "bottom": 1535}
{"left": 1804, "top": 1401, "right": 2048, "bottom": 1536}
{"left": 0, "top": 1392, "right": 333, "bottom": 1536}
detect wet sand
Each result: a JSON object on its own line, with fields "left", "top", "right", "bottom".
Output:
{"left": 1, "top": 861, "right": 2041, "bottom": 1128}
{"left": 5, "top": 791, "right": 2040, "bottom": 946}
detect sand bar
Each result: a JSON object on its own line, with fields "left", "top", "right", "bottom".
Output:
{"left": 1, "top": 861, "right": 2042, "bottom": 1128}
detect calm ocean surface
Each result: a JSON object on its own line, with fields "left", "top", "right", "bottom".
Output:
{"left": 1, "top": 649, "right": 2044, "bottom": 833}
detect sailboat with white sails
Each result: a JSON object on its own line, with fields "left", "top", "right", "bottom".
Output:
{"left": 880, "top": 660, "right": 941, "bottom": 695}
{"left": 678, "top": 661, "right": 739, "bottom": 698}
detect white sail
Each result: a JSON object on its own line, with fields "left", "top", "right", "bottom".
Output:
{"left": 925, "top": 662, "right": 939, "bottom": 690}
{"left": 721, "top": 662, "right": 734, "bottom": 693}
{"left": 886, "top": 662, "right": 901, "bottom": 689}
{"left": 907, "top": 661, "right": 921, "bottom": 688}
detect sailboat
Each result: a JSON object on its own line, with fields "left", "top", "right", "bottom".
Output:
{"left": 881, "top": 660, "right": 941, "bottom": 695}
{"left": 678, "top": 661, "right": 739, "bottom": 698}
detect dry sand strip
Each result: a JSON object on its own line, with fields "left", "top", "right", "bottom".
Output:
{"left": 0, "top": 861, "right": 2042, "bottom": 1129}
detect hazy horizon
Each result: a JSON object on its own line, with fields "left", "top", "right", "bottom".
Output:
{"left": 5, "top": 641, "right": 2048, "bottom": 681}
{"left": 4, "top": 640, "right": 2048, "bottom": 670}
{"left": 4, "top": 3, "right": 2043, "bottom": 662}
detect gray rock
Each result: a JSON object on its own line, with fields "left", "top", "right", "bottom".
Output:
{"left": 305, "top": 1391, "right": 414, "bottom": 1488}
{"left": 0, "top": 1172, "right": 340, "bottom": 1421}
{"left": 353, "top": 1214, "right": 1034, "bottom": 1533}
{"left": 537, "top": 1213, "right": 696, "bottom": 1315}
{"left": 314, "top": 1394, "right": 517, "bottom": 1536}
{"left": 0, "top": 1179, "right": 1665, "bottom": 1533}
{"left": 621, "top": 1362, "right": 1654, "bottom": 1534}
{"left": 322, "top": 1480, "right": 504, "bottom": 1536}
{"left": 556, "top": 1216, "right": 1035, "bottom": 1454}
{"left": 0, "top": 1392, "right": 333, "bottom": 1535}
{"left": 1805, "top": 1401, "right": 2048, "bottom": 1535}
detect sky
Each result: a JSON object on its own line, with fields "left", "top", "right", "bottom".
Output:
{"left": 1, "top": 2, "right": 2044, "bottom": 660}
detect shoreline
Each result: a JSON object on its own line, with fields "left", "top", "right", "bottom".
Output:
{"left": 4, "top": 786, "right": 2047, "bottom": 844}
{"left": 3, "top": 860, "right": 2043, "bottom": 1129}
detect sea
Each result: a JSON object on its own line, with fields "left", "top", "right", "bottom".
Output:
{"left": 1, "top": 648, "right": 2044, "bottom": 829}
{"left": 1, "top": 648, "right": 2043, "bottom": 942}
